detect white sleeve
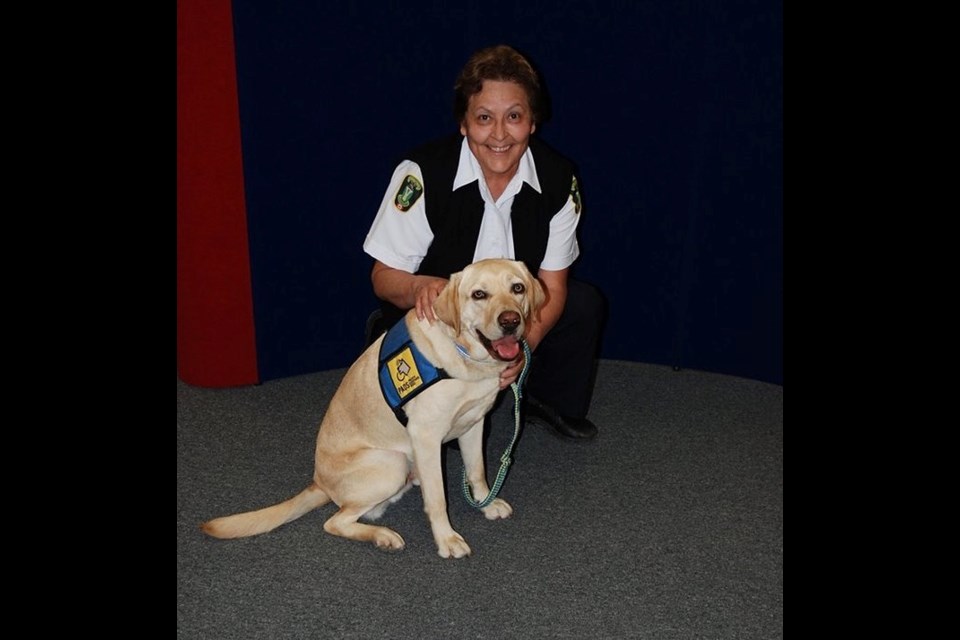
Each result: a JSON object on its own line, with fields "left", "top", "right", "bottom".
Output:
{"left": 362, "top": 160, "right": 434, "bottom": 273}
{"left": 539, "top": 189, "right": 581, "bottom": 271}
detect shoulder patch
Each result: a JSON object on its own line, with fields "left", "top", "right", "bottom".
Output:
{"left": 570, "top": 176, "right": 582, "bottom": 214}
{"left": 394, "top": 175, "right": 423, "bottom": 212}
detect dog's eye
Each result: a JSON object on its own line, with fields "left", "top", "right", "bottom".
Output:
{"left": 512, "top": 283, "right": 525, "bottom": 294}
{"left": 472, "top": 290, "right": 487, "bottom": 300}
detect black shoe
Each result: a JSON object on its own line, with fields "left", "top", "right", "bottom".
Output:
{"left": 524, "top": 395, "right": 598, "bottom": 441}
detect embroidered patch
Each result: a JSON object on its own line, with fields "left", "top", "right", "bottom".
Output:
{"left": 394, "top": 175, "right": 423, "bottom": 212}
{"left": 385, "top": 346, "right": 424, "bottom": 400}
{"left": 570, "top": 176, "right": 582, "bottom": 214}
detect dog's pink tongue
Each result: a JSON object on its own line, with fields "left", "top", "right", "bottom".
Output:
{"left": 492, "top": 336, "right": 521, "bottom": 360}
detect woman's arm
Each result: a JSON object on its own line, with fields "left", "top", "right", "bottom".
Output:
{"left": 524, "top": 267, "right": 568, "bottom": 352}
{"left": 497, "top": 267, "right": 568, "bottom": 389}
{"left": 371, "top": 260, "right": 449, "bottom": 322}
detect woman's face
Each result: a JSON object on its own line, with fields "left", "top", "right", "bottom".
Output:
{"left": 460, "top": 80, "right": 536, "bottom": 185}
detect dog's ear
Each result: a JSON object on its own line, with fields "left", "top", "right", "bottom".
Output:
{"left": 527, "top": 275, "right": 547, "bottom": 322}
{"left": 433, "top": 272, "right": 462, "bottom": 335}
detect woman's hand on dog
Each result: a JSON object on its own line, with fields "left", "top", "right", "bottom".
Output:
{"left": 413, "top": 276, "right": 449, "bottom": 323}
{"left": 499, "top": 353, "right": 525, "bottom": 389}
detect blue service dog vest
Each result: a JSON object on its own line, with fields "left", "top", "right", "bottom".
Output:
{"left": 378, "top": 319, "right": 449, "bottom": 426}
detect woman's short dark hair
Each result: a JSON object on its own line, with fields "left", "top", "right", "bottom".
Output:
{"left": 453, "top": 45, "right": 545, "bottom": 125}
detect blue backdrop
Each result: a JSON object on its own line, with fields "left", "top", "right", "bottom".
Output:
{"left": 230, "top": 0, "right": 783, "bottom": 385}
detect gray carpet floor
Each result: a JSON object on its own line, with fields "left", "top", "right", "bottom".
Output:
{"left": 177, "top": 360, "right": 783, "bottom": 639}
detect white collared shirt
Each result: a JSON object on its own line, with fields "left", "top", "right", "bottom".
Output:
{"left": 363, "top": 137, "right": 580, "bottom": 274}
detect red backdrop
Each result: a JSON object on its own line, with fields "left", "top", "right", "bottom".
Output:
{"left": 177, "top": 0, "right": 259, "bottom": 387}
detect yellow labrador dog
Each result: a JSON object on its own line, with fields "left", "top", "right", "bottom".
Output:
{"left": 202, "top": 258, "right": 545, "bottom": 558}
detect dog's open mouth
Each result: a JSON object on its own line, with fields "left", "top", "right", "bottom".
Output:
{"left": 477, "top": 331, "right": 521, "bottom": 361}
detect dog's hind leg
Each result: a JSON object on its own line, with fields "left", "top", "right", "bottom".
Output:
{"left": 324, "top": 505, "right": 406, "bottom": 550}
{"left": 320, "top": 449, "right": 409, "bottom": 551}
{"left": 364, "top": 476, "right": 416, "bottom": 520}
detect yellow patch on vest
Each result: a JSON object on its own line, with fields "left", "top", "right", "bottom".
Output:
{"left": 386, "top": 346, "right": 424, "bottom": 399}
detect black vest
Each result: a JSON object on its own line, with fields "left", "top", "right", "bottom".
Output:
{"left": 379, "top": 134, "right": 577, "bottom": 328}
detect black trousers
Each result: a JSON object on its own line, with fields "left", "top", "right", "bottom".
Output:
{"left": 525, "top": 278, "right": 605, "bottom": 419}
{"left": 372, "top": 278, "right": 605, "bottom": 419}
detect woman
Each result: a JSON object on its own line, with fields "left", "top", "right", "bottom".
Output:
{"left": 363, "top": 44, "right": 603, "bottom": 440}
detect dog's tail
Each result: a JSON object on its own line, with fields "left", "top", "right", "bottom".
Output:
{"left": 201, "top": 482, "right": 331, "bottom": 539}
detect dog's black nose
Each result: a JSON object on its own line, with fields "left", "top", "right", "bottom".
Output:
{"left": 498, "top": 311, "right": 521, "bottom": 335}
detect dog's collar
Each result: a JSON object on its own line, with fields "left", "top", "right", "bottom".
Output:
{"left": 378, "top": 319, "right": 449, "bottom": 427}
{"left": 453, "top": 341, "right": 490, "bottom": 363}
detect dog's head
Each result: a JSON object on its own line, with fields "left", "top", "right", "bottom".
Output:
{"left": 433, "top": 259, "right": 547, "bottom": 361}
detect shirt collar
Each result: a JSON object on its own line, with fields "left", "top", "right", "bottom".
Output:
{"left": 453, "top": 136, "right": 542, "bottom": 194}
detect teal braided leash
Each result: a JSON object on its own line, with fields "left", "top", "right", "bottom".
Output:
{"left": 462, "top": 340, "right": 532, "bottom": 509}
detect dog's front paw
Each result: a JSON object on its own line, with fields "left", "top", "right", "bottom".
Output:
{"left": 481, "top": 498, "right": 513, "bottom": 520}
{"left": 437, "top": 532, "right": 472, "bottom": 559}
